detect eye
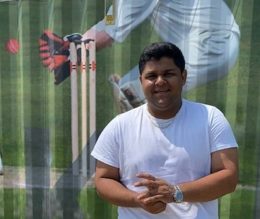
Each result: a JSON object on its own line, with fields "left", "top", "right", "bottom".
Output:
{"left": 145, "top": 74, "right": 157, "bottom": 80}
{"left": 164, "top": 72, "right": 176, "bottom": 78}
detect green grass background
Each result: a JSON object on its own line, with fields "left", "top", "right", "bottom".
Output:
{"left": 0, "top": 0, "right": 260, "bottom": 218}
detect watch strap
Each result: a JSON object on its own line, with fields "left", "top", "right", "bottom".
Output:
{"left": 173, "top": 185, "right": 183, "bottom": 203}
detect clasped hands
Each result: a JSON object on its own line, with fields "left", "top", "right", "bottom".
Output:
{"left": 133, "top": 172, "right": 174, "bottom": 214}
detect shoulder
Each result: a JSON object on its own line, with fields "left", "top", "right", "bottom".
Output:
{"left": 100, "top": 104, "right": 145, "bottom": 137}
{"left": 116, "top": 104, "right": 145, "bottom": 122}
{"left": 183, "top": 99, "right": 218, "bottom": 113}
{"left": 182, "top": 99, "right": 224, "bottom": 121}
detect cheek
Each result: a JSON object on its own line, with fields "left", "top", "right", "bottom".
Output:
{"left": 142, "top": 82, "right": 153, "bottom": 92}
{"left": 144, "top": 80, "right": 154, "bottom": 86}
{"left": 141, "top": 85, "right": 151, "bottom": 98}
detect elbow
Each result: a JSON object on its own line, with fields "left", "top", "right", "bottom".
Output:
{"left": 94, "top": 177, "right": 102, "bottom": 196}
{"left": 94, "top": 182, "right": 108, "bottom": 201}
{"left": 232, "top": 178, "right": 239, "bottom": 192}
{"left": 228, "top": 172, "right": 239, "bottom": 193}
{"left": 95, "top": 188, "right": 103, "bottom": 199}
{"left": 229, "top": 181, "right": 237, "bottom": 193}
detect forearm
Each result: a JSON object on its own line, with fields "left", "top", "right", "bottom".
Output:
{"left": 95, "top": 177, "right": 139, "bottom": 207}
{"left": 180, "top": 169, "right": 238, "bottom": 202}
{"left": 135, "top": 163, "right": 238, "bottom": 204}
{"left": 180, "top": 148, "right": 239, "bottom": 202}
{"left": 82, "top": 28, "right": 114, "bottom": 51}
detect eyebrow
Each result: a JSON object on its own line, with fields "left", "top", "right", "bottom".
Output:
{"left": 144, "top": 68, "right": 178, "bottom": 74}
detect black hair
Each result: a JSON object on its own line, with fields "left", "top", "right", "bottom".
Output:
{"left": 138, "top": 42, "right": 185, "bottom": 74}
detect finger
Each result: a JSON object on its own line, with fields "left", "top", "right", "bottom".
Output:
{"left": 136, "top": 173, "right": 156, "bottom": 180}
{"left": 137, "top": 191, "right": 150, "bottom": 200}
{"left": 42, "top": 57, "right": 53, "bottom": 66}
{"left": 134, "top": 179, "right": 158, "bottom": 189}
{"left": 143, "top": 195, "right": 165, "bottom": 204}
{"left": 39, "top": 45, "right": 50, "bottom": 52}
{"left": 38, "top": 39, "right": 48, "bottom": 47}
{"left": 40, "top": 52, "right": 51, "bottom": 59}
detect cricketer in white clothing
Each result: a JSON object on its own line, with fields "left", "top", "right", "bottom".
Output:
{"left": 91, "top": 42, "right": 238, "bottom": 219}
{"left": 84, "top": 0, "right": 240, "bottom": 111}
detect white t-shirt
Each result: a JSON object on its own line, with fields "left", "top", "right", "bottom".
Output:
{"left": 91, "top": 99, "right": 238, "bottom": 219}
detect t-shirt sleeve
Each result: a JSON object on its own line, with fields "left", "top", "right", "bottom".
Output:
{"left": 209, "top": 107, "right": 238, "bottom": 153}
{"left": 93, "top": 0, "right": 158, "bottom": 42}
{"left": 91, "top": 116, "right": 120, "bottom": 168}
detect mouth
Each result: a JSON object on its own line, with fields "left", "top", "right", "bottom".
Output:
{"left": 154, "top": 89, "right": 170, "bottom": 94}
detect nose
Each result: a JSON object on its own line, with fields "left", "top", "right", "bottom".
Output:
{"left": 155, "top": 75, "right": 166, "bottom": 86}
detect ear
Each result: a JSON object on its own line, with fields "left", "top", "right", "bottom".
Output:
{"left": 181, "top": 69, "right": 187, "bottom": 86}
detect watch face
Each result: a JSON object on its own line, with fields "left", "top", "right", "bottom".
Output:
{"left": 175, "top": 190, "right": 183, "bottom": 202}
{"left": 174, "top": 188, "right": 183, "bottom": 203}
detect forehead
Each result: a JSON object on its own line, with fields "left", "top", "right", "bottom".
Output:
{"left": 142, "top": 57, "right": 179, "bottom": 73}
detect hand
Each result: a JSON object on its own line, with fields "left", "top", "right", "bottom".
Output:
{"left": 39, "top": 30, "right": 70, "bottom": 69}
{"left": 82, "top": 28, "right": 113, "bottom": 50}
{"left": 38, "top": 30, "right": 83, "bottom": 85}
{"left": 136, "top": 196, "right": 166, "bottom": 214}
{"left": 134, "top": 173, "right": 174, "bottom": 204}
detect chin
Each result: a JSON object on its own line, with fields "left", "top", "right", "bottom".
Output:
{"left": 155, "top": 104, "right": 172, "bottom": 111}
{"left": 156, "top": 100, "right": 171, "bottom": 107}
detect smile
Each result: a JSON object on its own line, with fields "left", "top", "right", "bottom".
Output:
{"left": 154, "top": 90, "right": 170, "bottom": 93}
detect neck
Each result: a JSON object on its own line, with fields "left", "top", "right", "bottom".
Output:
{"left": 147, "top": 99, "right": 182, "bottom": 119}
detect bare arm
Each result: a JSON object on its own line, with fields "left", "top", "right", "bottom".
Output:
{"left": 95, "top": 160, "right": 166, "bottom": 214}
{"left": 95, "top": 160, "right": 138, "bottom": 207}
{"left": 135, "top": 148, "right": 239, "bottom": 203}
{"left": 180, "top": 147, "right": 238, "bottom": 202}
{"left": 82, "top": 29, "right": 114, "bottom": 51}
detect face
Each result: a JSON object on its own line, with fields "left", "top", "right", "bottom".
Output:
{"left": 140, "top": 57, "right": 187, "bottom": 119}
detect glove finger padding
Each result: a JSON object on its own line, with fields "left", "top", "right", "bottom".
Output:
{"left": 39, "top": 30, "right": 71, "bottom": 84}
{"left": 40, "top": 30, "right": 69, "bottom": 54}
{"left": 39, "top": 30, "right": 70, "bottom": 69}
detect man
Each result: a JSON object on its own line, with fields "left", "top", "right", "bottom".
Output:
{"left": 91, "top": 42, "right": 239, "bottom": 219}
{"left": 39, "top": 0, "right": 240, "bottom": 111}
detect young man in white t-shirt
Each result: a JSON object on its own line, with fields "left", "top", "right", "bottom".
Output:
{"left": 91, "top": 42, "right": 239, "bottom": 219}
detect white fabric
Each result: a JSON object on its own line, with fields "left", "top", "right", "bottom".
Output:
{"left": 102, "top": 0, "right": 239, "bottom": 43}
{"left": 93, "top": 0, "right": 240, "bottom": 102}
{"left": 91, "top": 99, "right": 238, "bottom": 219}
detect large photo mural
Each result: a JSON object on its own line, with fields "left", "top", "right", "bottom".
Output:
{"left": 0, "top": 0, "right": 259, "bottom": 218}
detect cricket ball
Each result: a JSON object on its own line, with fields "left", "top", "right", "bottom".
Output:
{"left": 5, "top": 38, "right": 20, "bottom": 54}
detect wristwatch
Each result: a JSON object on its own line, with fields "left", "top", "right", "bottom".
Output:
{"left": 173, "top": 185, "right": 183, "bottom": 203}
